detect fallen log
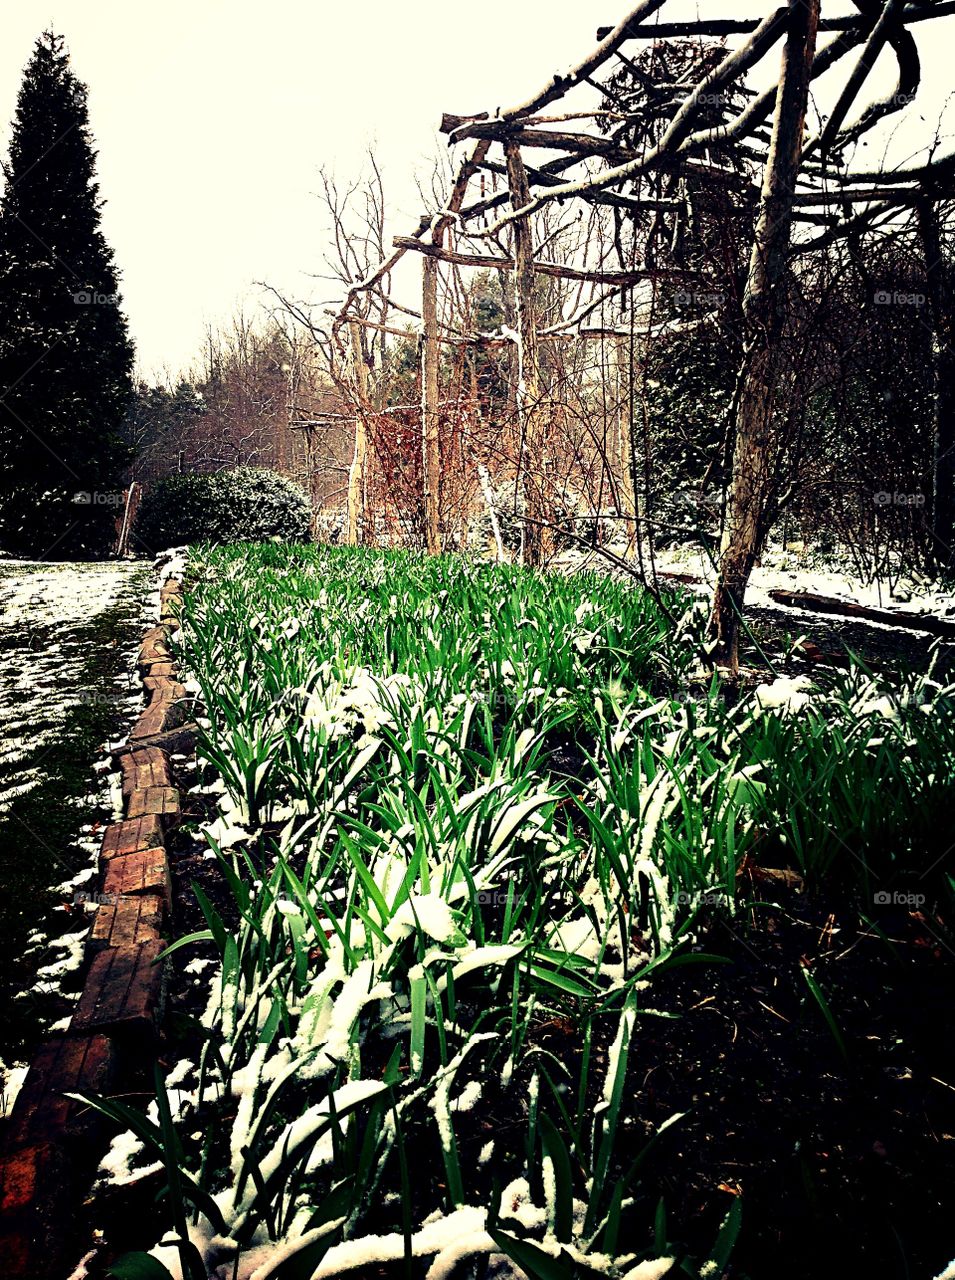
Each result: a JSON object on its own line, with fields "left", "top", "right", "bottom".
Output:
{"left": 767, "top": 589, "right": 955, "bottom": 639}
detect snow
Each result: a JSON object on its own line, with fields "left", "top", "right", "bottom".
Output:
{"left": 252, "top": 1078, "right": 387, "bottom": 1185}
{"left": 451, "top": 1079, "right": 482, "bottom": 1113}
{"left": 0, "top": 561, "right": 140, "bottom": 814}
{"left": 449, "top": 944, "right": 524, "bottom": 981}
{"left": 601, "top": 1000, "right": 636, "bottom": 1108}
{"left": 34, "top": 927, "right": 89, "bottom": 983}
{"left": 621, "top": 1260, "right": 675, "bottom": 1280}
{"left": 386, "top": 892, "right": 458, "bottom": 943}
{"left": 98, "top": 1127, "right": 162, "bottom": 1187}
{"left": 305, "top": 1205, "right": 489, "bottom": 1279}
{"left": 0, "top": 1062, "right": 29, "bottom": 1119}
{"left": 312, "top": 959, "right": 392, "bottom": 1074}
{"left": 499, "top": 1176, "right": 547, "bottom": 1232}
{"left": 652, "top": 544, "right": 955, "bottom": 627}
{"left": 65, "top": 1249, "right": 99, "bottom": 1280}
{"left": 753, "top": 674, "right": 816, "bottom": 715}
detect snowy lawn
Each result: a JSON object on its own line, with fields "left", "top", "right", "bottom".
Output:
{"left": 0, "top": 559, "right": 149, "bottom": 1113}
{"left": 82, "top": 544, "right": 955, "bottom": 1280}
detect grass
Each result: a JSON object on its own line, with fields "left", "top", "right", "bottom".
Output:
{"left": 88, "top": 543, "right": 955, "bottom": 1280}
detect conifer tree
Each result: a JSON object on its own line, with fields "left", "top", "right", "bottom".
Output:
{"left": 0, "top": 30, "right": 134, "bottom": 556}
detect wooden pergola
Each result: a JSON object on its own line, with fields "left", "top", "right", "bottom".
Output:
{"left": 334, "top": 0, "right": 955, "bottom": 667}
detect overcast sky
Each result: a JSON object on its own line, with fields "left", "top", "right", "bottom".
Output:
{"left": 2, "top": 1, "right": 954, "bottom": 380}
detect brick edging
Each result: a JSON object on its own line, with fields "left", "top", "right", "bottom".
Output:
{"left": 0, "top": 567, "right": 191, "bottom": 1277}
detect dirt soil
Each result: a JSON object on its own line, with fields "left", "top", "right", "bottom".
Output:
{"left": 629, "top": 890, "right": 955, "bottom": 1279}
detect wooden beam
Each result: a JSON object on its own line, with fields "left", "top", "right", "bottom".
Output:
{"left": 451, "top": 122, "right": 629, "bottom": 159}
{"left": 392, "top": 236, "right": 694, "bottom": 286}
{"left": 472, "top": 159, "right": 681, "bottom": 216}
{"left": 791, "top": 185, "right": 923, "bottom": 205}
{"left": 596, "top": 1, "right": 955, "bottom": 40}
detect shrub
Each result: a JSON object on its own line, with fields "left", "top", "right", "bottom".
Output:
{"left": 134, "top": 467, "right": 311, "bottom": 552}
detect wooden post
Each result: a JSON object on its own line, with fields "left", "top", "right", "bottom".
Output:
{"left": 708, "top": 0, "right": 820, "bottom": 672}
{"left": 615, "top": 333, "right": 637, "bottom": 558}
{"left": 421, "top": 256, "right": 442, "bottom": 555}
{"left": 346, "top": 319, "right": 369, "bottom": 546}
{"left": 916, "top": 195, "right": 955, "bottom": 570}
{"left": 116, "top": 481, "right": 139, "bottom": 557}
{"left": 505, "top": 138, "right": 550, "bottom": 568}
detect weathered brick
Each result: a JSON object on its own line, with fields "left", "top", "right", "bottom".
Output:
{"left": 143, "top": 675, "right": 187, "bottom": 702}
{"left": 112, "top": 722, "right": 197, "bottom": 756}
{"left": 0, "top": 1141, "right": 80, "bottom": 1278}
{"left": 0, "top": 1141, "right": 60, "bottom": 1215}
{"left": 71, "top": 941, "right": 166, "bottom": 1036}
{"left": 138, "top": 625, "right": 171, "bottom": 668}
{"left": 143, "top": 660, "right": 175, "bottom": 678}
{"left": 129, "top": 703, "right": 169, "bottom": 739}
{"left": 102, "top": 847, "right": 170, "bottom": 907}
{"left": 159, "top": 592, "right": 182, "bottom": 623}
{"left": 0, "top": 1228, "right": 30, "bottom": 1274}
{"left": 119, "top": 746, "right": 172, "bottom": 799}
{"left": 126, "top": 785, "right": 180, "bottom": 827}
{"left": 4, "top": 1036, "right": 115, "bottom": 1149}
{"left": 100, "top": 815, "right": 164, "bottom": 860}
{"left": 89, "top": 895, "right": 164, "bottom": 952}
{"left": 130, "top": 682, "right": 189, "bottom": 740}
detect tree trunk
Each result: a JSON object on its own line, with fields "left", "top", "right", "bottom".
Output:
{"left": 916, "top": 195, "right": 955, "bottom": 571}
{"left": 478, "top": 461, "right": 506, "bottom": 561}
{"left": 505, "top": 139, "right": 551, "bottom": 568}
{"left": 708, "top": 0, "right": 820, "bottom": 672}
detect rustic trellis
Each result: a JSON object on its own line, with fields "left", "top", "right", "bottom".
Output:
{"left": 333, "top": 0, "right": 955, "bottom": 669}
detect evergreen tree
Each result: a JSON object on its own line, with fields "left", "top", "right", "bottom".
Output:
{"left": 0, "top": 30, "right": 134, "bottom": 556}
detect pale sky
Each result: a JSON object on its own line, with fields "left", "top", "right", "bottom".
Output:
{"left": 2, "top": 1, "right": 954, "bottom": 380}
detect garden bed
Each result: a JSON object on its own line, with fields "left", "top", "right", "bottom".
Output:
{"left": 63, "top": 544, "right": 955, "bottom": 1280}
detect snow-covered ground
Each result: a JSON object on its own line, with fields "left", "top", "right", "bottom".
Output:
{"left": 0, "top": 561, "right": 144, "bottom": 813}
{"left": 0, "top": 559, "right": 148, "bottom": 1118}
{"left": 651, "top": 544, "right": 955, "bottom": 619}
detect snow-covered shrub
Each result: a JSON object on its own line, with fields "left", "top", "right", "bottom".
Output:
{"left": 134, "top": 467, "right": 311, "bottom": 552}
